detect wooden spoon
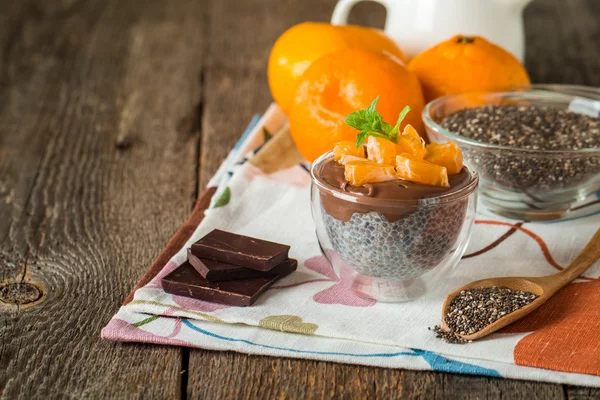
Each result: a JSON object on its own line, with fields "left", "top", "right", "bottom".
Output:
{"left": 441, "top": 227, "right": 600, "bottom": 341}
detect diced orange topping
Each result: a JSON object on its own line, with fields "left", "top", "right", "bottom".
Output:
{"left": 396, "top": 154, "right": 449, "bottom": 187}
{"left": 366, "top": 136, "right": 397, "bottom": 166}
{"left": 396, "top": 125, "right": 426, "bottom": 158}
{"left": 344, "top": 159, "right": 397, "bottom": 186}
{"left": 339, "top": 155, "right": 369, "bottom": 165}
{"left": 396, "top": 137, "right": 426, "bottom": 159}
{"left": 333, "top": 140, "right": 366, "bottom": 162}
{"left": 425, "top": 142, "right": 463, "bottom": 175}
{"left": 402, "top": 124, "right": 423, "bottom": 143}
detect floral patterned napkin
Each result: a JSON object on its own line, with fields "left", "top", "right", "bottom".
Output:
{"left": 102, "top": 105, "right": 600, "bottom": 387}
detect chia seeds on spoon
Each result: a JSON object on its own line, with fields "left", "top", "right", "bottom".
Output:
{"left": 439, "top": 105, "right": 600, "bottom": 194}
{"left": 432, "top": 286, "right": 538, "bottom": 344}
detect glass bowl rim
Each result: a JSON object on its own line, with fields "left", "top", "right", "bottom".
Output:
{"left": 310, "top": 151, "right": 479, "bottom": 207}
{"left": 422, "top": 84, "right": 600, "bottom": 155}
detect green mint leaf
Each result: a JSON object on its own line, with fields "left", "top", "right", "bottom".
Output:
{"left": 344, "top": 110, "right": 368, "bottom": 130}
{"left": 355, "top": 130, "right": 369, "bottom": 148}
{"left": 391, "top": 106, "right": 411, "bottom": 134}
{"left": 371, "top": 112, "right": 390, "bottom": 134}
{"left": 370, "top": 117, "right": 381, "bottom": 131}
{"left": 365, "top": 96, "right": 379, "bottom": 119}
{"left": 369, "top": 132, "right": 390, "bottom": 140}
{"left": 366, "top": 132, "right": 389, "bottom": 140}
{"left": 345, "top": 97, "right": 412, "bottom": 147}
{"left": 389, "top": 105, "right": 411, "bottom": 142}
{"left": 396, "top": 105, "right": 411, "bottom": 127}
{"left": 381, "top": 121, "right": 393, "bottom": 135}
{"left": 213, "top": 187, "right": 231, "bottom": 208}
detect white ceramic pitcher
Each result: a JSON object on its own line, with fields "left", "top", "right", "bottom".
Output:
{"left": 331, "top": 0, "right": 532, "bottom": 61}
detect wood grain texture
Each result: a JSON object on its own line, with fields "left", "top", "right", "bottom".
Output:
{"left": 188, "top": 351, "right": 569, "bottom": 400}
{"left": 0, "top": 0, "right": 206, "bottom": 398}
{"left": 1, "top": 0, "right": 599, "bottom": 398}
{"left": 197, "top": 0, "right": 339, "bottom": 188}
{"left": 566, "top": 386, "right": 600, "bottom": 400}
{"left": 524, "top": 0, "right": 600, "bottom": 86}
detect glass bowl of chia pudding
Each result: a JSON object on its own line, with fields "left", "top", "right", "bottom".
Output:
{"left": 424, "top": 85, "right": 600, "bottom": 221}
{"left": 310, "top": 151, "right": 479, "bottom": 302}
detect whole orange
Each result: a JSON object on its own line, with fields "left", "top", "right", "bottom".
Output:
{"left": 408, "top": 35, "right": 531, "bottom": 102}
{"left": 268, "top": 22, "right": 406, "bottom": 114}
{"left": 289, "top": 48, "right": 424, "bottom": 162}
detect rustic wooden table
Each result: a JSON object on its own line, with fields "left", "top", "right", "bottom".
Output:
{"left": 1, "top": 0, "right": 599, "bottom": 398}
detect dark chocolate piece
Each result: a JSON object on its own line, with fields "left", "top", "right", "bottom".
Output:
{"left": 190, "top": 229, "right": 290, "bottom": 271}
{"left": 162, "top": 260, "right": 297, "bottom": 306}
{"left": 188, "top": 248, "right": 295, "bottom": 281}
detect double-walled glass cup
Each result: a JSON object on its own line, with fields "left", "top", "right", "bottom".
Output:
{"left": 310, "top": 152, "right": 479, "bottom": 302}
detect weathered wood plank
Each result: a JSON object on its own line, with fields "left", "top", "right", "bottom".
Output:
{"left": 524, "top": 0, "right": 600, "bottom": 86}
{"left": 0, "top": 0, "right": 207, "bottom": 397}
{"left": 197, "top": 0, "right": 339, "bottom": 188}
{"left": 566, "top": 386, "right": 600, "bottom": 400}
{"left": 187, "top": 350, "right": 569, "bottom": 400}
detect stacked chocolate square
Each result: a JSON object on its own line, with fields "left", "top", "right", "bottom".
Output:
{"left": 162, "top": 229, "right": 296, "bottom": 306}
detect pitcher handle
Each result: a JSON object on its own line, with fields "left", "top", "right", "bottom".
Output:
{"left": 331, "top": 0, "right": 390, "bottom": 28}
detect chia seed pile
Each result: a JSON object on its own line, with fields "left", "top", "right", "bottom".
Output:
{"left": 440, "top": 105, "right": 600, "bottom": 194}
{"left": 431, "top": 286, "right": 538, "bottom": 344}
{"left": 442, "top": 105, "right": 600, "bottom": 150}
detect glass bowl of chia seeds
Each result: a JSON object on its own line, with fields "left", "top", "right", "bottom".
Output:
{"left": 423, "top": 85, "right": 600, "bottom": 221}
{"left": 310, "top": 152, "right": 479, "bottom": 302}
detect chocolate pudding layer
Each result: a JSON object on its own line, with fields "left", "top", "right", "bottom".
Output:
{"left": 312, "top": 156, "right": 477, "bottom": 280}
{"left": 315, "top": 159, "right": 474, "bottom": 222}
